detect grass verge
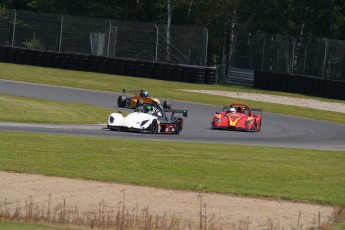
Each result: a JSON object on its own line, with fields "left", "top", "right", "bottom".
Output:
{"left": 1, "top": 131, "right": 344, "bottom": 207}
{"left": 0, "top": 94, "right": 113, "bottom": 124}
{"left": 0, "top": 62, "right": 344, "bottom": 124}
{"left": 0, "top": 221, "right": 78, "bottom": 230}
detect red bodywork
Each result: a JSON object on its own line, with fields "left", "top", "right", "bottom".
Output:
{"left": 211, "top": 103, "right": 262, "bottom": 132}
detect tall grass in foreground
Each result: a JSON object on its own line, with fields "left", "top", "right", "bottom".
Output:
{"left": 1, "top": 195, "right": 343, "bottom": 230}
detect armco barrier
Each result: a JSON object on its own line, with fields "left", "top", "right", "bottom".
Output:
{"left": 0, "top": 45, "right": 217, "bottom": 85}
{"left": 254, "top": 70, "right": 345, "bottom": 100}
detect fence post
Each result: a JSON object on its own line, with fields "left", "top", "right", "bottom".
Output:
{"left": 249, "top": 33, "right": 252, "bottom": 69}
{"left": 322, "top": 38, "right": 328, "bottom": 78}
{"left": 291, "top": 36, "right": 295, "bottom": 73}
{"left": 303, "top": 38, "right": 310, "bottom": 75}
{"left": 154, "top": 24, "right": 158, "bottom": 62}
{"left": 204, "top": 27, "right": 208, "bottom": 66}
{"left": 261, "top": 33, "right": 265, "bottom": 69}
{"left": 107, "top": 19, "right": 111, "bottom": 57}
{"left": 11, "top": 9, "right": 17, "bottom": 47}
{"left": 113, "top": 26, "right": 117, "bottom": 57}
{"left": 58, "top": 15, "right": 63, "bottom": 52}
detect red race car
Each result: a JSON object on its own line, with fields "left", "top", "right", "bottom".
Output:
{"left": 211, "top": 103, "right": 262, "bottom": 132}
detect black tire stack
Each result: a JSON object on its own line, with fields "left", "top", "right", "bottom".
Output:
{"left": 0, "top": 45, "right": 218, "bottom": 86}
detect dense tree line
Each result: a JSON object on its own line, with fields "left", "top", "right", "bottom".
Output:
{"left": 1, "top": 0, "right": 345, "bottom": 65}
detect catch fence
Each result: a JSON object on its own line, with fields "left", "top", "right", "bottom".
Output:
{"left": 229, "top": 26, "right": 345, "bottom": 81}
{"left": 0, "top": 9, "right": 208, "bottom": 66}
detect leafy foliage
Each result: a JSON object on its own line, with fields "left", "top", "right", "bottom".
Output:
{"left": 22, "top": 33, "right": 45, "bottom": 50}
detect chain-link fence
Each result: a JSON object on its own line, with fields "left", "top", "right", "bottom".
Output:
{"left": 0, "top": 9, "right": 208, "bottom": 66}
{"left": 229, "top": 27, "right": 345, "bottom": 81}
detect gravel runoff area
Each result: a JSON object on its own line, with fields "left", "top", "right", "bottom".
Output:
{"left": 1, "top": 90, "right": 343, "bottom": 229}
{"left": 0, "top": 172, "right": 336, "bottom": 229}
{"left": 182, "top": 90, "right": 345, "bottom": 113}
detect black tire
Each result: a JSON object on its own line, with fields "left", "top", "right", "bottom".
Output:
{"left": 174, "top": 120, "right": 183, "bottom": 135}
{"left": 163, "top": 101, "right": 171, "bottom": 109}
{"left": 211, "top": 121, "right": 215, "bottom": 129}
{"left": 258, "top": 119, "right": 262, "bottom": 131}
{"left": 251, "top": 120, "right": 257, "bottom": 132}
{"left": 150, "top": 119, "right": 159, "bottom": 134}
{"left": 136, "top": 98, "right": 144, "bottom": 108}
{"left": 117, "top": 96, "right": 126, "bottom": 107}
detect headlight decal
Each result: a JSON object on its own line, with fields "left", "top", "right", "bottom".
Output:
{"left": 141, "top": 120, "right": 149, "bottom": 126}
{"left": 246, "top": 117, "right": 254, "bottom": 127}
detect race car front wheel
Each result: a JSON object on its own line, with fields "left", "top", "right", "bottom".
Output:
{"left": 149, "top": 119, "right": 158, "bottom": 134}
{"left": 251, "top": 121, "right": 257, "bottom": 132}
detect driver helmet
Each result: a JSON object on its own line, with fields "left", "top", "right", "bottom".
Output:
{"left": 147, "top": 106, "right": 154, "bottom": 115}
{"left": 142, "top": 91, "right": 149, "bottom": 97}
{"left": 229, "top": 108, "right": 236, "bottom": 113}
{"left": 145, "top": 105, "right": 152, "bottom": 113}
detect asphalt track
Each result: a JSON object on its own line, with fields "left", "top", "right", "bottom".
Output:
{"left": 1, "top": 79, "right": 345, "bottom": 151}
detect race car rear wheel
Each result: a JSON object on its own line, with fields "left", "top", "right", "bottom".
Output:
{"left": 117, "top": 96, "right": 126, "bottom": 107}
{"left": 163, "top": 101, "right": 171, "bottom": 109}
{"left": 136, "top": 98, "right": 144, "bottom": 108}
{"left": 150, "top": 119, "right": 158, "bottom": 134}
{"left": 174, "top": 120, "right": 182, "bottom": 135}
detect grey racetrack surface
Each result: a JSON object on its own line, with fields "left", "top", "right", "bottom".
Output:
{"left": 1, "top": 79, "right": 345, "bottom": 150}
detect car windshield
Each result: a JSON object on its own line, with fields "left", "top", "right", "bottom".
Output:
{"left": 139, "top": 104, "right": 163, "bottom": 117}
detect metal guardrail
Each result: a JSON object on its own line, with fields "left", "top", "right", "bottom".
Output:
{"left": 225, "top": 68, "right": 254, "bottom": 86}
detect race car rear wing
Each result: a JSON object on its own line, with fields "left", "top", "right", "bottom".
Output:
{"left": 164, "top": 108, "right": 188, "bottom": 117}
{"left": 250, "top": 108, "right": 262, "bottom": 115}
{"left": 222, "top": 106, "right": 262, "bottom": 115}
{"left": 122, "top": 89, "right": 143, "bottom": 95}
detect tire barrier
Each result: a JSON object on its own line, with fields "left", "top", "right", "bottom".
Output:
{"left": 254, "top": 70, "right": 345, "bottom": 100}
{"left": 87, "top": 55, "right": 99, "bottom": 72}
{"left": 116, "top": 59, "right": 127, "bottom": 75}
{"left": 0, "top": 46, "right": 6, "bottom": 62}
{"left": 0, "top": 45, "right": 217, "bottom": 85}
{"left": 182, "top": 65, "right": 193, "bottom": 83}
{"left": 78, "top": 54, "right": 89, "bottom": 71}
{"left": 153, "top": 62, "right": 164, "bottom": 79}
{"left": 97, "top": 56, "right": 108, "bottom": 74}
{"left": 172, "top": 65, "right": 183, "bottom": 82}
{"left": 41, "top": 51, "right": 53, "bottom": 67}
{"left": 125, "top": 59, "right": 136, "bottom": 77}
{"left": 134, "top": 60, "right": 145, "bottom": 78}
{"left": 205, "top": 67, "right": 217, "bottom": 84}
{"left": 191, "top": 66, "right": 206, "bottom": 84}
{"left": 163, "top": 63, "right": 174, "bottom": 81}
{"left": 60, "top": 52, "right": 71, "bottom": 69}
{"left": 143, "top": 61, "right": 155, "bottom": 78}
{"left": 14, "top": 48, "right": 25, "bottom": 64}
{"left": 5, "top": 46, "right": 16, "bottom": 63}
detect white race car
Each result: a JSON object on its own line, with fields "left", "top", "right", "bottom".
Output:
{"left": 107, "top": 104, "right": 188, "bottom": 134}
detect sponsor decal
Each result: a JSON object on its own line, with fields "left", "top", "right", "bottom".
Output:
{"left": 229, "top": 116, "right": 241, "bottom": 126}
